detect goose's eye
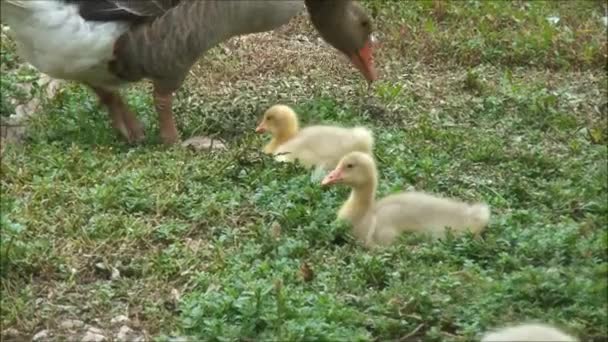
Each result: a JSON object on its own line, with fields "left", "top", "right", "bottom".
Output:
{"left": 346, "top": 163, "right": 354, "bottom": 169}
{"left": 267, "top": 116, "right": 273, "bottom": 121}
{"left": 361, "top": 20, "right": 370, "bottom": 29}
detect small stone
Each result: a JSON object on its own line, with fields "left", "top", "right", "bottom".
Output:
{"left": 85, "top": 326, "right": 104, "bottom": 335}
{"left": 115, "top": 325, "right": 135, "bottom": 341}
{"left": 60, "top": 319, "right": 84, "bottom": 330}
{"left": 82, "top": 331, "right": 106, "bottom": 342}
{"left": 110, "top": 315, "right": 129, "bottom": 325}
{"left": 2, "top": 328, "right": 21, "bottom": 339}
{"left": 32, "top": 329, "right": 50, "bottom": 341}
{"left": 181, "top": 136, "right": 227, "bottom": 151}
{"left": 111, "top": 267, "right": 121, "bottom": 280}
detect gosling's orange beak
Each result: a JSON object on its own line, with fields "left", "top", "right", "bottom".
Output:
{"left": 321, "top": 167, "right": 344, "bottom": 186}
{"left": 255, "top": 122, "right": 266, "bottom": 133}
{"left": 350, "top": 40, "right": 377, "bottom": 83}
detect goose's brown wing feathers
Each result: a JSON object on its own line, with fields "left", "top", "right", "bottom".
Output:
{"left": 64, "top": 0, "right": 182, "bottom": 23}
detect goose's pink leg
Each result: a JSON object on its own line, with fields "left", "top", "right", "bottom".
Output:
{"left": 153, "top": 86, "right": 179, "bottom": 145}
{"left": 91, "top": 86, "right": 144, "bottom": 143}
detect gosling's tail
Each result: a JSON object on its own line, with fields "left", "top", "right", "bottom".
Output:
{"left": 351, "top": 126, "right": 374, "bottom": 153}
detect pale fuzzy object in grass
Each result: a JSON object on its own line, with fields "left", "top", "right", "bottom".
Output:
{"left": 255, "top": 104, "right": 374, "bottom": 170}
{"left": 322, "top": 152, "right": 490, "bottom": 248}
{"left": 481, "top": 323, "right": 578, "bottom": 342}
{"left": 181, "top": 136, "right": 227, "bottom": 151}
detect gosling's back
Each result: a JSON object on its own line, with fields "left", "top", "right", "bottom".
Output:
{"left": 374, "top": 191, "right": 490, "bottom": 239}
{"left": 275, "top": 125, "right": 373, "bottom": 169}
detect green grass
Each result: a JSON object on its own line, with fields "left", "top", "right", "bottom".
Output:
{"left": 1, "top": 1, "right": 607, "bottom": 341}
{"left": 364, "top": 0, "right": 607, "bottom": 70}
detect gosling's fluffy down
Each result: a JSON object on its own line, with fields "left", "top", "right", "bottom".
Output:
{"left": 481, "top": 323, "right": 578, "bottom": 342}
{"left": 369, "top": 191, "right": 491, "bottom": 245}
{"left": 256, "top": 104, "right": 373, "bottom": 170}
{"left": 322, "top": 152, "right": 491, "bottom": 247}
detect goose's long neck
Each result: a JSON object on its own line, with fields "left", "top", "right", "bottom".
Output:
{"left": 345, "top": 180, "right": 376, "bottom": 223}
{"left": 351, "top": 183, "right": 376, "bottom": 211}
{"left": 275, "top": 122, "right": 299, "bottom": 145}
{"left": 113, "top": 1, "right": 305, "bottom": 89}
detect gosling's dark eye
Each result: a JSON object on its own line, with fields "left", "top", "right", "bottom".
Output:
{"left": 267, "top": 116, "right": 273, "bottom": 121}
{"left": 346, "top": 163, "right": 354, "bottom": 169}
{"left": 361, "top": 20, "right": 369, "bottom": 29}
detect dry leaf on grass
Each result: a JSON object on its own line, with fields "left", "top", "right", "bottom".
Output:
{"left": 299, "top": 262, "right": 314, "bottom": 282}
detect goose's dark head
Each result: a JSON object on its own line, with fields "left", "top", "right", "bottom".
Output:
{"left": 305, "top": 0, "right": 377, "bottom": 83}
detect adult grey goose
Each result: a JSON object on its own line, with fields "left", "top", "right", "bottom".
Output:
{"left": 0, "top": 0, "right": 377, "bottom": 145}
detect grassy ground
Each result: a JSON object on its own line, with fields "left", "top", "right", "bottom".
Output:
{"left": 1, "top": 1, "right": 607, "bottom": 341}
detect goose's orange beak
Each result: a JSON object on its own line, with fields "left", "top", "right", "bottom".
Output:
{"left": 255, "top": 122, "right": 266, "bottom": 133}
{"left": 350, "top": 40, "right": 377, "bottom": 83}
{"left": 321, "top": 167, "right": 344, "bottom": 186}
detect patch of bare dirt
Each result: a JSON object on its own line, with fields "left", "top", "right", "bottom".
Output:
{"left": 185, "top": 14, "right": 370, "bottom": 97}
